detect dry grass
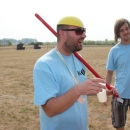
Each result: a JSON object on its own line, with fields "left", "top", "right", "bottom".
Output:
{"left": 0, "top": 45, "right": 130, "bottom": 130}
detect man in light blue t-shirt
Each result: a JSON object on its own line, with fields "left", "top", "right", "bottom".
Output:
{"left": 106, "top": 18, "right": 130, "bottom": 130}
{"left": 33, "top": 16, "right": 106, "bottom": 130}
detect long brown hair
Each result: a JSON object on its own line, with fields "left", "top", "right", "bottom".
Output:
{"left": 114, "top": 18, "right": 130, "bottom": 43}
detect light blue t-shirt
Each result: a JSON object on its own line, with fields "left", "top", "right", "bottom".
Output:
{"left": 33, "top": 48, "right": 89, "bottom": 130}
{"left": 106, "top": 43, "right": 130, "bottom": 99}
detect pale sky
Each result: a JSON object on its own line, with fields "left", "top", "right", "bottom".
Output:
{"left": 0, "top": 0, "right": 130, "bottom": 42}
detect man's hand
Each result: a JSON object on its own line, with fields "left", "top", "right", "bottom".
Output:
{"left": 106, "top": 85, "right": 118, "bottom": 96}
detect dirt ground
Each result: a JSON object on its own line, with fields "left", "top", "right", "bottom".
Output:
{"left": 0, "top": 45, "right": 130, "bottom": 130}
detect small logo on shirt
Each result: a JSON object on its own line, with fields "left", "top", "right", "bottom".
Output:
{"left": 77, "top": 68, "right": 85, "bottom": 76}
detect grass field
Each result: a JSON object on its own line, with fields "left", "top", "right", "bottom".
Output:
{"left": 0, "top": 45, "right": 130, "bottom": 130}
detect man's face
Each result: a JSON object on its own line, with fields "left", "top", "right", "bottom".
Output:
{"left": 119, "top": 23, "right": 130, "bottom": 43}
{"left": 63, "top": 26, "right": 86, "bottom": 53}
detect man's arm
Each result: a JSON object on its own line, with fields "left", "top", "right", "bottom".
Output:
{"left": 106, "top": 70, "right": 114, "bottom": 85}
{"left": 106, "top": 70, "right": 116, "bottom": 96}
{"left": 42, "top": 78, "right": 106, "bottom": 117}
{"left": 42, "top": 85, "right": 80, "bottom": 117}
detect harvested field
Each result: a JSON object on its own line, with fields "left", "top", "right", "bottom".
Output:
{"left": 0, "top": 45, "right": 130, "bottom": 130}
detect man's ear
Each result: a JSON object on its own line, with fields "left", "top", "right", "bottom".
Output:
{"left": 59, "top": 30, "right": 66, "bottom": 38}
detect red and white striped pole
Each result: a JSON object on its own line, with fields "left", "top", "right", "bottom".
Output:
{"left": 35, "top": 13, "right": 119, "bottom": 98}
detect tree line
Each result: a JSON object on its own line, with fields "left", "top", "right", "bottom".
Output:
{"left": 0, "top": 39, "right": 116, "bottom": 46}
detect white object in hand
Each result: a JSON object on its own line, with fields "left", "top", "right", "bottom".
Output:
{"left": 97, "top": 89, "right": 107, "bottom": 102}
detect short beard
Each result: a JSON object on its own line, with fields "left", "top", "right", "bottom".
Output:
{"left": 64, "top": 41, "right": 82, "bottom": 53}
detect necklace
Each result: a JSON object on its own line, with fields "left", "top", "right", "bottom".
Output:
{"left": 55, "top": 46, "right": 79, "bottom": 85}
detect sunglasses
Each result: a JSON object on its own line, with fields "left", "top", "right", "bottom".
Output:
{"left": 62, "top": 27, "right": 86, "bottom": 35}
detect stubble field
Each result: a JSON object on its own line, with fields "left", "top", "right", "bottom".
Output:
{"left": 0, "top": 45, "right": 130, "bottom": 130}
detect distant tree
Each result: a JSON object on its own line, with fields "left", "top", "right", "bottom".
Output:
{"left": 36, "top": 42, "right": 44, "bottom": 45}
{"left": 107, "top": 40, "right": 115, "bottom": 45}
{"left": 105, "top": 39, "right": 108, "bottom": 44}
{"left": 28, "top": 42, "right": 35, "bottom": 45}
{"left": 8, "top": 41, "right": 12, "bottom": 46}
{"left": 44, "top": 42, "right": 50, "bottom": 45}
{"left": 0, "top": 39, "right": 2, "bottom": 46}
{"left": 83, "top": 40, "right": 95, "bottom": 45}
